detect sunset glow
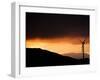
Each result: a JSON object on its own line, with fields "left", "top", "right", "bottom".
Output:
{"left": 26, "top": 38, "right": 89, "bottom": 54}
{"left": 26, "top": 12, "right": 90, "bottom": 67}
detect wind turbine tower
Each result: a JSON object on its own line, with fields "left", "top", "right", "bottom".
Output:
{"left": 81, "top": 39, "right": 86, "bottom": 62}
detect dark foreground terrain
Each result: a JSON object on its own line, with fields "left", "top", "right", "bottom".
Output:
{"left": 26, "top": 48, "right": 89, "bottom": 67}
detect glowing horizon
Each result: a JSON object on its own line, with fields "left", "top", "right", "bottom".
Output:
{"left": 26, "top": 38, "right": 89, "bottom": 55}
{"left": 26, "top": 13, "right": 90, "bottom": 55}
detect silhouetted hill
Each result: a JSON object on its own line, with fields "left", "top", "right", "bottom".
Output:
{"left": 62, "top": 53, "right": 89, "bottom": 59}
{"left": 26, "top": 48, "right": 89, "bottom": 67}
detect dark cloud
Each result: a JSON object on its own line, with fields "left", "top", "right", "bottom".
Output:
{"left": 26, "top": 12, "right": 89, "bottom": 39}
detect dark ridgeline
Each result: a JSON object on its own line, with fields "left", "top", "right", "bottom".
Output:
{"left": 26, "top": 48, "right": 89, "bottom": 67}
{"left": 26, "top": 12, "right": 90, "bottom": 67}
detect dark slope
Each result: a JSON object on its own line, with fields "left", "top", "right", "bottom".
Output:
{"left": 26, "top": 48, "right": 89, "bottom": 67}
{"left": 62, "top": 53, "right": 89, "bottom": 59}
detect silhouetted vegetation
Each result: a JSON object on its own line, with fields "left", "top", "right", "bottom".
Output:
{"left": 26, "top": 48, "right": 89, "bottom": 67}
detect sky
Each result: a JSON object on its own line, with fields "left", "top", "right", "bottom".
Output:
{"left": 26, "top": 12, "right": 90, "bottom": 54}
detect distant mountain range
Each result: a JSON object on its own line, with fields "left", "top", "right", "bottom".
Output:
{"left": 62, "top": 53, "right": 89, "bottom": 59}
{"left": 26, "top": 48, "right": 89, "bottom": 67}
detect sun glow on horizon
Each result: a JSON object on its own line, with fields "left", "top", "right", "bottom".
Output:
{"left": 26, "top": 38, "right": 89, "bottom": 54}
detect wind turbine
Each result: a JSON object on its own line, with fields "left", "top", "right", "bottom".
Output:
{"left": 80, "top": 39, "right": 86, "bottom": 63}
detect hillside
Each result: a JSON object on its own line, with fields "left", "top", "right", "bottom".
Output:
{"left": 26, "top": 48, "right": 89, "bottom": 67}
{"left": 62, "top": 53, "right": 89, "bottom": 59}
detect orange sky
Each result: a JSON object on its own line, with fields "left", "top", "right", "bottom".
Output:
{"left": 26, "top": 37, "right": 89, "bottom": 55}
